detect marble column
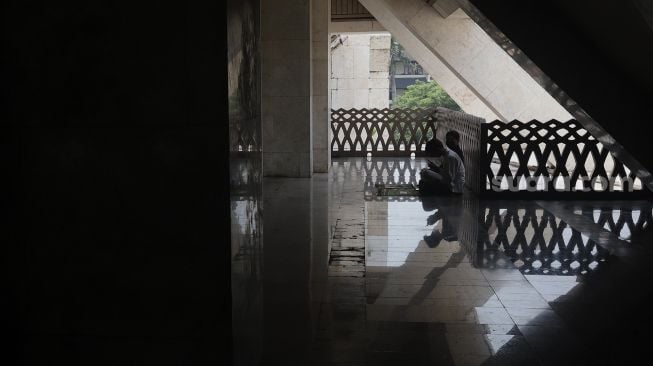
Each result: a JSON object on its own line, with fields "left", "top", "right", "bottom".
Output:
{"left": 262, "top": 0, "right": 313, "bottom": 177}
{"left": 311, "top": 0, "right": 330, "bottom": 173}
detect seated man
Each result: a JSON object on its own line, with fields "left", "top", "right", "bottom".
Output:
{"left": 419, "top": 138, "right": 465, "bottom": 195}
{"left": 445, "top": 130, "right": 464, "bottom": 165}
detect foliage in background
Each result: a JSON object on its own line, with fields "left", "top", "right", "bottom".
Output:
{"left": 392, "top": 80, "right": 461, "bottom": 110}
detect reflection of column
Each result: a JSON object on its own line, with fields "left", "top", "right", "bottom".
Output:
{"left": 458, "top": 197, "right": 481, "bottom": 267}
{"left": 365, "top": 201, "right": 389, "bottom": 266}
{"left": 310, "top": 173, "right": 330, "bottom": 333}
{"left": 262, "top": 178, "right": 312, "bottom": 362}
{"left": 231, "top": 193, "right": 263, "bottom": 366}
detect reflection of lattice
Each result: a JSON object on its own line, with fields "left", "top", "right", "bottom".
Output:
{"left": 458, "top": 197, "right": 480, "bottom": 265}
{"left": 574, "top": 206, "right": 653, "bottom": 243}
{"left": 230, "top": 153, "right": 262, "bottom": 200}
{"left": 232, "top": 117, "right": 260, "bottom": 152}
{"left": 332, "top": 158, "right": 425, "bottom": 187}
{"left": 479, "top": 206, "right": 609, "bottom": 275}
{"left": 331, "top": 158, "right": 426, "bottom": 201}
{"left": 364, "top": 194, "right": 420, "bottom": 202}
{"left": 331, "top": 108, "right": 436, "bottom": 157}
{"left": 362, "top": 159, "right": 425, "bottom": 190}
{"left": 483, "top": 120, "right": 642, "bottom": 193}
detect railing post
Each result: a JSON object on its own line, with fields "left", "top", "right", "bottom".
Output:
{"left": 479, "top": 123, "right": 488, "bottom": 196}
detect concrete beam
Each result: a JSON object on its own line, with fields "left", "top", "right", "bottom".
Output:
{"left": 358, "top": 0, "right": 573, "bottom": 122}
{"left": 358, "top": 0, "right": 500, "bottom": 120}
{"left": 329, "top": 19, "right": 386, "bottom": 33}
{"left": 428, "top": 0, "right": 460, "bottom": 18}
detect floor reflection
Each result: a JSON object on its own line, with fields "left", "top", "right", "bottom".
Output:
{"left": 331, "top": 158, "right": 426, "bottom": 202}
{"left": 572, "top": 204, "right": 653, "bottom": 243}
{"left": 364, "top": 196, "right": 544, "bottom": 364}
{"left": 354, "top": 158, "right": 653, "bottom": 364}
{"left": 263, "top": 158, "right": 653, "bottom": 365}
{"left": 480, "top": 203, "right": 609, "bottom": 276}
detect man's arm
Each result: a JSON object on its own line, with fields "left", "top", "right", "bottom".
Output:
{"left": 427, "top": 159, "right": 440, "bottom": 172}
{"left": 447, "top": 155, "right": 463, "bottom": 190}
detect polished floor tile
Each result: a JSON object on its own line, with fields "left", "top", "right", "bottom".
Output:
{"left": 255, "top": 158, "right": 653, "bottom": 365}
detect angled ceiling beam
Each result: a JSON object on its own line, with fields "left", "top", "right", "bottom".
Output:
{"left": 428, "top": 0, "right": 460, "bottom": 18}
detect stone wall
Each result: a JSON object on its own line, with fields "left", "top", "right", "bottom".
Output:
{"left": 330, "top": 33, "right": 391, "bottom": 109}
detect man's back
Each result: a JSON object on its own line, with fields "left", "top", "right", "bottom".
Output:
{"left": 447, "top": 143, "right": 464, "bottom": 165}
{"left": 442, "top": 148, "right": 465, "bottom": 193}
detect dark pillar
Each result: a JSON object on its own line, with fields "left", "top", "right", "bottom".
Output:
{"left": 2, "top": 1, "right": 231, "bottom": 364}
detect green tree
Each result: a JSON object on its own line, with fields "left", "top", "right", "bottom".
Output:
{"left": 393, "top": 80, "right": 461, "bottom": 110}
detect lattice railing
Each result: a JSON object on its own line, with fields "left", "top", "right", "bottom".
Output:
{"left": 479, "top": 205, "right": 609, "bottom": 276}
{"left": 331, "top": 108, "right": 437, "bottom": 157}
{"left": 331, "top": 112, "right": 647, "bottom": 197}
{"left": 482, "top": 120, "right": 644, "bottom": 195}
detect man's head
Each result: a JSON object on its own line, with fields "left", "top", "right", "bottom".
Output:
{"left": 446, "top": 130, "right": 460, "bottom": 147}
{"left": 425, "top": 138, "right": 446, "bottom": 157}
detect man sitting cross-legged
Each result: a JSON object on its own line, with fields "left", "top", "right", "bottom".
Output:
{"left": 419, "top": 138, "right": 465, "bottom": 195}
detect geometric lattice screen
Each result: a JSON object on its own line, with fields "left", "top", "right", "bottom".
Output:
{"left": 482, "top": 120, "right": 643, "bottom": 194}
{"left": 331, "top": 108, "right": 436, "bottom": 157}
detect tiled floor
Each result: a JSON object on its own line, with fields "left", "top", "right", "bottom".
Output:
{"left": 256, "top": 158, "right": 653, "bottom": 365}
